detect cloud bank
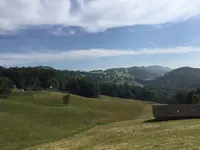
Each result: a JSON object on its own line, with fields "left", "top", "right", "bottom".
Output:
{"left": 0, "top": 0, "right": 200, "bottom": 32}
{"left": 1, "top": 46, "right": 200, "bottom": 65}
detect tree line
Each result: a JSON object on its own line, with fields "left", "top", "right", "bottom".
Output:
{"left": 174, "top": 88, "right": 200, "bottom": 104}
{"left": 0, "top": 66, "right": 157, "bottom": 101}
{"left": 0, "top": 77, "right": 14, "bottom": 97}
{"left": 2, "top": 66, "right": 200, "bottom": 104}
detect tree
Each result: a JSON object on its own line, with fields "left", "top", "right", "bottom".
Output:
{"left": 185, "top": 91, "right": 195, "bottom": 104}
{"left": 0, "top": 77, "right": 13, "bottom": 97}
{"left": 48, "top": 78, "right": 59, "bottom": 88}
{"left": 66, "top": 78, "right": 99, "bottom": 98}
{"left": 127, "top": 89, "right": 135, "bottom": 99}
{"left": 175, "top": 90, "right": 188, "bottom": 104}
{"left": 192, "top": 94, "right": 200, "bottom": 104}
{"left": 174, "top": 89, "right": 200, "bottom": 104}
{"left": 196, "top": 88, "right": 200, "bottom": 94}
{"left": 66, "top": 78, "right": 81, "bottom": 94}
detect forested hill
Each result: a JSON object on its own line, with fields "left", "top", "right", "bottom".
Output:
{"left": 145, "top": 65, "right": 171, "bottom": 76}
{"left": 2, "top": 65, "right": 200, "bottom": 104}
{"left": 145, "top": 67, "right": 200, "bottom": 103}
{"left": 0, "top": 65, "right": 170, "bottom": 102}
{"left": 89, "top": 65, "right": 171, "bottom": 86}
{"left": 146, "top": 67, "right": 200, "bottom": 90}
{"left": 0, "top": 65, "right": 171, "bottom": 88}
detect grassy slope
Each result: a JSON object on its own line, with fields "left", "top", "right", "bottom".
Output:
{"left": 30, "top": 96, "right": 200, "bottom": 149}
{"left": 34, "top": 119, "right": 200, "bottom": 150}
{"left": 0, "top": 91, "right": 148, "bottom": 150}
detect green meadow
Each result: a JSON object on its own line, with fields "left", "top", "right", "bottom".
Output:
{"left": 0, "top": 91, "right": 149, "bottom": 150}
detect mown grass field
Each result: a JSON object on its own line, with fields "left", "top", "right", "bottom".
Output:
{"left": 2, "top": 91, "right": 200, "bottom": 150}
{"left": 33, "top": 119, "right": 200, "bottom": 150}
{"left": 28, "top": 94, "right": 200, "bottom": 150}
{"left": 0, "top": 91, "right": 149, "bottom": 150}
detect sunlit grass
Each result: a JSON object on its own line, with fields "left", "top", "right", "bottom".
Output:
{"left": 31, "top": 118, "right": 200, "bottom": 150}
{"left": 23, "top": 92, "right": 200, "bottom": 150}
{"left": 0, "top": 91, "right": 148, "bottom": 150}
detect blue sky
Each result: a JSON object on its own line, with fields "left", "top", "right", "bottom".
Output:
{"left": 1, "top": 0, "right": 200, "bottom": 70}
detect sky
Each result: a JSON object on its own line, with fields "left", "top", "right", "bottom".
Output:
{"left": 1, "top": 0, "right": 200, "bottom": 70}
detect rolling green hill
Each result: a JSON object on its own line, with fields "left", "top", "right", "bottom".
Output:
{"left": 0, "top": 91, "right": 150, "bottom": 150}
{"left": 0, "top": 65, "right": 166, "bottom": 102}
{"left": 2, "top": 91, "right": 200, "bottom": 150}
{"left": 146, "top": 67, "right": 200, "bottom": 91}
{"left": 89, "top": 65, "right": 171, "bottom": 86}
{"left": 146, "top": 65, "right": 172, "bottom": 76}
{"left": 0, "top": 65, "right": 171, "bottom": 90}
{"left": 145, "top": 67, "right": 200, "bottom": 103}
{"left": 25, "top": 91, "right": 200, "bottom": 150}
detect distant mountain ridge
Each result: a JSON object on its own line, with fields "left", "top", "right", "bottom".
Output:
{"left": 86, "top": 65, "right": 171, "bottom": 86}
{"left": 144, "top": 67, "right": 200, "bottom": 103}
{"left": 146, "top": 67, "right": 200, "bottom": 91}
{"left": 2, "top": 65, "right": 200, "bottom": 104}
{"left": 146, "top": 65, "right": 171, "bottom": 76}
{"left": 0, "top": 65, "right": 171, "bottom": 87}
{"left": 59, "top": 66, "right": 200, "bottom": 103}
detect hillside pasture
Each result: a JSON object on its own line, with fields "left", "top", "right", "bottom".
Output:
{"left": 0, "top": 91, "right": 149, "bottom": 150}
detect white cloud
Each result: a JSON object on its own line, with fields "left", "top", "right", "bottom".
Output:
{"left": 149, "top": 41, "right": 158, "bottom": 47}
{"left": 1, "top": 46, "right": 200, "bottom": 65}
{"left": 51, "top": 27, "right": 76, "bottom": 36}
{"left": 0, "top": 0, "right": 200, "bottom": 32}
{"left": 128, "top": 28, "right": 137, "bottom": 33}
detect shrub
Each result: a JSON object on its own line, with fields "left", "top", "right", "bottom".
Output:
{"left": 63, "top": 93, "right": 70, "bottom": 105}
{"left": 0, "top": 77, "right": 13, "bottom": 97}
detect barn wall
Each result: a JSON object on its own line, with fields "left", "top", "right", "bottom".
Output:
{"left": 152, "top": 104, "right": 200, "bottom": 120}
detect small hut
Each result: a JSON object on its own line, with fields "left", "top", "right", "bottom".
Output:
{"left": 153, "top": 104, "right": 200, "bottom": 120}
